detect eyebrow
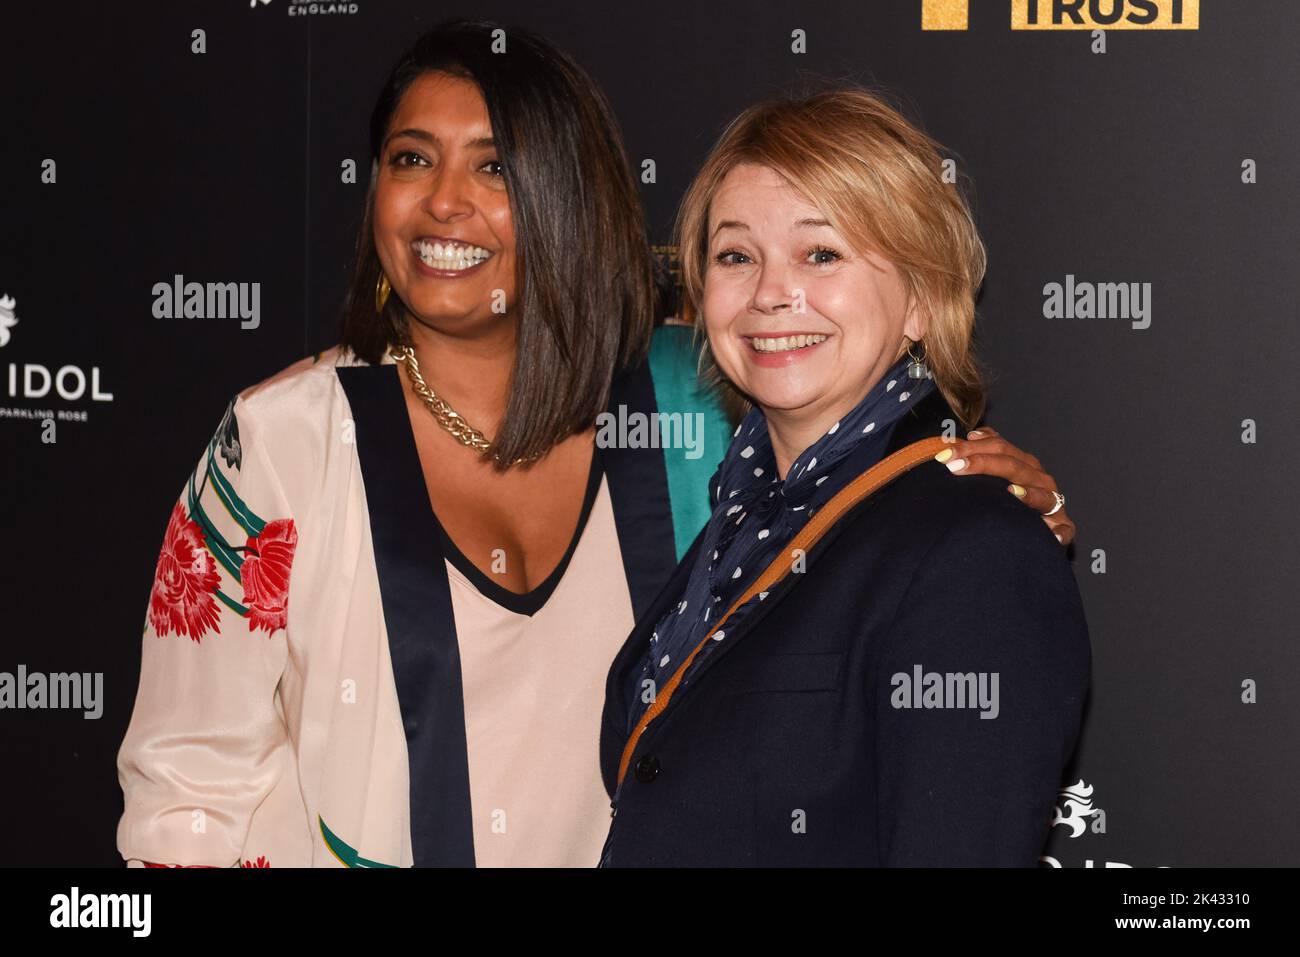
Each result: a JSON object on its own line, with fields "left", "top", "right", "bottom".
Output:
{"left": 711, "top": 217, "right": 832, "bottom": 235}
{"left": 383, "top": 129, "right": 496, "bottom": 151}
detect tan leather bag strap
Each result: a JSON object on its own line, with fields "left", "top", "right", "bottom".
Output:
{"left": 616, "top": 435, "right": 951, "bottom": 788}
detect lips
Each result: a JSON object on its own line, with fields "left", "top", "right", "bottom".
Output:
{"left": 746, "top": 333, "right": 829, "bottom": 354}
{"left": 410, "top": 237, "right": 493, "bottom": 272}
{"left": 741, "top": 332, "right": 831, "bottom": 368}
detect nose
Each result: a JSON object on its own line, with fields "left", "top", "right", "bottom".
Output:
{"left": 750, "top": 260, "right": 795, "bottom": 315}
{"left": 421, "top": 165, "right": 474, "bottom": 223}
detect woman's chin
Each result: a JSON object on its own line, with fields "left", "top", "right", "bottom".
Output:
{"left": 743, "top": 386, "right": 827, "bottom": 417}
{"left": 406, "top": 297, "right": 513, "bottom": 332}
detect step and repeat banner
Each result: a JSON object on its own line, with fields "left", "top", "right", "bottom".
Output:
{"left": 3, "top": 0, "right": 1295, "bottom": 867}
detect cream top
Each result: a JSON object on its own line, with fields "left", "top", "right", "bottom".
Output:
{"left": 447, "top": 475, "right": 635, "bottom": 867}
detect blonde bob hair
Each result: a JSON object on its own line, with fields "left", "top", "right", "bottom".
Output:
{"left": 675, "top": 85, "right": 988, "bottom": 427}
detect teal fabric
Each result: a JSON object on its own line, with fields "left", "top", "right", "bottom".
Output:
{"left": 645, "top": 324, "right": 734, "bottom": 561}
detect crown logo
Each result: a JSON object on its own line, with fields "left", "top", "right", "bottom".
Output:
{"left": 0, "top": 294, "right": 18, "bottom": 348}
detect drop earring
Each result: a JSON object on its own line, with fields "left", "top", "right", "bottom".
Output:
{"left": 375, "top": 272, "right": 392, "bottom": 314}
{"left": 905, "top": 338, "right": 930, "bottom": 379}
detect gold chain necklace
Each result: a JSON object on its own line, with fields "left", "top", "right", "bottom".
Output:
{"left": 388, "top": 344, "right": 540, "bottom": 466}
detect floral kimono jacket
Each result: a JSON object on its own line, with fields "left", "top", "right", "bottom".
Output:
{"left": 115, "top": 324, "right": 729, "bottom": 868}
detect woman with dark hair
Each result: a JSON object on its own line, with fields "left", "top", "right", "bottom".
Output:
{"left": 116, "top": 20, "right": 1076, "bottom": 868}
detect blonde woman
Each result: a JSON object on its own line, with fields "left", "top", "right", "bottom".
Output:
{"left": 600, "top": 88, "right": 1089, "bottom": 866}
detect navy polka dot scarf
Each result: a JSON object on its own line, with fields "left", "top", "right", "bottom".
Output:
{"left": 627, "top": 354, "right": 936, "bottom": 731}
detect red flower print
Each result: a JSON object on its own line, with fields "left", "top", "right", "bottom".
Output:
{"left": 142, "top": 861, "right": 215, "bottom": 868}
{"left": 241, "top": 518, "right": 297, "bottom": 635}
{"left": 241, "top": 855, "right": 271, "bottom": 868}
{"left": 148, "top": 502, "right": 222, "bottom": 642}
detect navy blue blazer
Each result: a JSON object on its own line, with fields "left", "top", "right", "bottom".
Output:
{"left": 598, "top": 390, "right": 1091, "bottom": 866}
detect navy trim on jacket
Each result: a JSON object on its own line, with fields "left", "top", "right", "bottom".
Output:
{"left": 340, "top": 356, "right": 686, "bottom": 866}
{"left": 601, "top": 356, "right": 681, "bottom": 620}
{"left": 338, "top": 364, "right": 477, "bottom": 867}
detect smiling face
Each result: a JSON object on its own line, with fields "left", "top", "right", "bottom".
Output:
{"left": 373, "top": 71, "right": 516, "bottom": 337}
{"left": 703, "top": 163, "right": 924, "bottom": 434}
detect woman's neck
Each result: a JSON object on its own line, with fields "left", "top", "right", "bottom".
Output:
{"left": 765, "top": 389, "right": 869, "bottom": 480}
{"left": 763, "top": 346, "right": 912, "bottom": 479}
{"left": 403, "top": 314, "right": 518, "bottom": 436}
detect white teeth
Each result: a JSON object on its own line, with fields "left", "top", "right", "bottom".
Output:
{"left": 749, "top": 334, "right": 828, "bottom": 353}
{"left": 414, "top": 239, "right": 491, "bottom": 270}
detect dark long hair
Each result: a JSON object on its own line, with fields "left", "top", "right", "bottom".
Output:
{"left": 339, "top": 19, "right": 655, "bottom": 467}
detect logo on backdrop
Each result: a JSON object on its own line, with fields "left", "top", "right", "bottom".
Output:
{"left": 921, "top": 1, "right": 1199, "bottom": 31}
{"left": 0, "top": 294, "right": 16, "bottom": 347}
{"left": 1051, "top": 778, "right": 1103, "bottom": 838}
{"left": 0, "top": 292, "right": 115, "bottom": 428}
{"left": 250, "top": 0, "right": 362, "bottom": 15}
{"left": 1041, "top": 779, "right": 1168, "bottom": 867}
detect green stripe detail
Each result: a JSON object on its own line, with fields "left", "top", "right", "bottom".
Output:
{"left": 646, "top": 324, "right": 734, "bottom": 560}
{"left": 184, "top": 431, "right": 273, "bottom": 587}
{"left": 187, "top": 469, "right": 243, "bottom": 581}
{"left": 206, "top": 441, "right": 265, "bottom": 537}
{"left": 318, "top": 815, "right": 398, "bottom": 868}
{"left": 214, "top": 588, "right": 248, "bottom": 616}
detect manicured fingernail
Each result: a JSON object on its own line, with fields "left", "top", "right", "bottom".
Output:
{"left": 945, "top": 457, "right": 967, "bottom": 472}
{"left": 1009, "top": 483, "right": 1027, "bottom": 498}
{"left": 967, "top": 429, "right": 985, "bottom": 438}
{"left": 1054, "top": 532, "right": 1064, "bottom": 544}
{"left": 934, "top": 448, "right": 954, "bottom": 463}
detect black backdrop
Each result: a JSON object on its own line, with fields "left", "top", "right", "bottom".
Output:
{"left": 2, "top": 0, "right": 1296, "bottom": 867}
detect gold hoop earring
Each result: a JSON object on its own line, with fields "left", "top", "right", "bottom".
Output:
{"left": 375, "top": 272, "right": 392, "bottom": 314}
{"left": 905, "top": 338, "right": 930, "bottom": 380}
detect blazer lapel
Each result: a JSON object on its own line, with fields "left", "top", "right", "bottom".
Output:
{"left": 601, "top": 525, "right": 707, "bottom": 795}
{"left": 600, "top": 357, "right": 680, "bottom": 620}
